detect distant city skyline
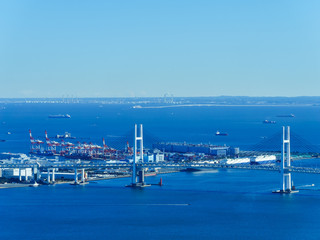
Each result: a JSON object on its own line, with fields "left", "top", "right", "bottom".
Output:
{"left": 0, "top": 1, "right": 319, "bottom": 98}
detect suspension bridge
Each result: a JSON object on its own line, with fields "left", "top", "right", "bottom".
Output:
{"left": 1, "top": 125, "right": 320, "bottom": 193}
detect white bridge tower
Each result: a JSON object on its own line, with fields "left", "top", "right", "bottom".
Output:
{"left": 274, "top": 126, "right": 297, "bottom": 193}
{"left": 131, "top": 124, "right": 144, "bottom": 185}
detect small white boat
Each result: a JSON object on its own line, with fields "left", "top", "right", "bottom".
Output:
{"left": 29, "top": 182, "right": 39, "bottom": 187}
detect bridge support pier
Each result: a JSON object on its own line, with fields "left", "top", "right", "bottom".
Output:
{"left": 45, "top": 169, "right": 54, "bottom": 184}
{"left": 273, "top": 126, "right": 298, "bottom": 194}
{"left": 81, "top": 169, "right": 85, "bottom": 183}
{"left": 47, "top": 169, "right": 51, "bottom": 184}
{"left": 33, "top": 167, "right": 38, "bottom": 182}
{"left": 74, "top": 168, "right": 78, "bottom": 184}
{"left": 51, "top": 168, "right": 55, "bottom": 183}
{"left": 71, "top": 168, "right": 88, "bottom": 185}
{"left": 138, "top": 169, "right": 145, "bottom": 184}
{"left": 128, "top": 168, "right": 150, "bottom": 188}
{"left": 37, "top": 168, "right": 41, "bottom": 181}
{"left": 19, "top": 168, "right": 22, "bottom": 182}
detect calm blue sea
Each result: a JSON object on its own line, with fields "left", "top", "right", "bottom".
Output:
{"left": 1, "top": 104, "right": 320, "bottom": 239}
{"left": 1, "top": 103, "right": 320, "bottom": 152}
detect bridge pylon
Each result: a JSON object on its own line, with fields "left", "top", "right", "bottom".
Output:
{"left": 273, "top": 126, "right": 298, "bottom": 194}
{"left": 127, "top": 124, "right": 150, "bottom": 188}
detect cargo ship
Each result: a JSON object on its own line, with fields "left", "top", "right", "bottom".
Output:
{"left": 48, "top": 114, "right": 71, "bottom": 118}
{"left": 263, "top": 120, "right": 276, "bottom": 124}
{"left": 276, "top": 114, "right": 295, "bottom": 118}
{"left": 132, "top": 105, "right": 142, "bottom": 109}
{"left": 55, "top": 132, "right": 75, "bottom": 139}
{"left": 215, "top": 131, "right": 228, "bottom": 136}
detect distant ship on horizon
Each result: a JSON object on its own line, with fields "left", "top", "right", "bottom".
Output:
{"left": 263, "top": 120, "right": 276, "bottom": 124}
{"left": 276, "top": 114, "right": 295, "bottom": 118}
{"left": 48, "top": 114, "right": 71, "bottom": 119}
{"left": 215, "top": 131, "right": 228, "bottom": 136}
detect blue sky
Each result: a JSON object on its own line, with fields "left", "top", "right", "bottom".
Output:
{"left": 0, "top": 1, "right": 319, "bottom": 98}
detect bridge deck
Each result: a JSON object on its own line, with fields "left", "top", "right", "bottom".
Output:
{"left": 1, "top": 163, "right": 320, "bottom": 174}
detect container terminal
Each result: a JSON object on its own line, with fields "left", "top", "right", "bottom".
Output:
{"left": 29, "top": 130, "right": 275, "bottom": 165}
{"left": 29, "top": 130, "right": 166, "bottom": 163}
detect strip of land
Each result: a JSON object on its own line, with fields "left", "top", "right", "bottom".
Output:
{"left": 134, "top": 104, "right": 315, "bottom": 109}
{"left": 0, "top": 170, "right": 179, "bottom": 189}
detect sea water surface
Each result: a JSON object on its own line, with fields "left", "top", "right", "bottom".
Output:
{"left": 1, "top": 104, "right": 320, "bottom": 239}
{"left": 1, "top": 171, "right": 320, "bottom": 239}
{"left": 1, "top": 103, "right": 320, "bottom": 152}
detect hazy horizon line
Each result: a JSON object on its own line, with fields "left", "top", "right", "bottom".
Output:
{"left": 1, "top": 95, "right": 320, "bottom": 99}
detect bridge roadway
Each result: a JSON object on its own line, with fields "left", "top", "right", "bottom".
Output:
{"left": 1, "top": 162, "right": 320, "bottom": 174}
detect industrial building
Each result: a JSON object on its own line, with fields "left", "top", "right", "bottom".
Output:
{"left": 1, "top": 168, "right": 33, "bottom": 180}
{"left": 153, "top": 142, "right": 239, "bottom": 157}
